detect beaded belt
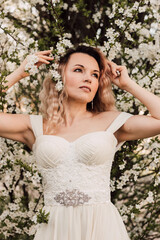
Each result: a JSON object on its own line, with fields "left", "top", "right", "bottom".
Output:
{"left": 44, "top": 188, "right": 110, "bottom": 207}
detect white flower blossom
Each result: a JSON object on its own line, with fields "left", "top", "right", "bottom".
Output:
{"left": 63, "top": 3, "right": 68, "bottom": 10}
{"left": 55, "top": 81, "right": 63, "bottom": 91}
{"left": 115, "top": 19, "right": 125, "bottom": 29}
{"left": 86, "top": 24, "right": 91, "bottom": 29}
{"left": 56, "top": 42, "right": 66, "bottom": 55}
{"left": 61, "top": 39, "right": 73, "bottom": 48}
{"left": 52, "top": 63, "right": 59, "bottom": 69}
{"left": 132, "top": 2, "right": 139, "bottom": 10}
{"left": 63, "top": 33, "right": 72, "bottom": 39}
{"left": 146, "top": 191, "right": 154, "bottom": 203}
{"left": 69, "top": 4, "right": 78, "bottom": 12}
{"left": 150, "top": 0, "right": 160, "bottom": 5}
{"left": 25, "top": 54, "right": 39, "bottom": 75}
{"left": 50, "top": 70, "right": 61, "bottom": 81}
{"left": 92, "top": 11, "right": 102, "bottom": 23}
{"left": 125, "top": 32, "right": 134, "bottom": 41}
{"left": 139, "top": 6, "right": 147, "bottom": 13}
{"left": 118, "top": 8, "right": 124, "bottom": 13}
{"left": 32, "top": 215, "right": 38, "bottom": 224}
{"left": 119, "top": 162, "right": 126, "bottom": 170}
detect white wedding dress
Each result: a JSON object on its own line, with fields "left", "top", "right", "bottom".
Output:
{"left": 30, "top": 112, "right": 132, "bottom": 240}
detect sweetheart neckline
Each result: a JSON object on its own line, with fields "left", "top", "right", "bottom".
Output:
{"left": 32, "top": 131, "right": 118, "bottom": 151}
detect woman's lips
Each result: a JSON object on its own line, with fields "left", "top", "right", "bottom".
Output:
{"left": 79, "top": 86, "right": 91, "bottom": 92}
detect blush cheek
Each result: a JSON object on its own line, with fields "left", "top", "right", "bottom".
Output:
{"left": 65, "top": 73, "right": 80, "bottom": 88}
{"left": 65, "top": 76, "right": 76, "bottom": 93}
{"left": 65, "top": 77, "right": 80, "bottom": 98}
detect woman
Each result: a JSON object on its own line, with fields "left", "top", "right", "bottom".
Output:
{"left": 1, "top": 45, "right": 160, "bottom": 240}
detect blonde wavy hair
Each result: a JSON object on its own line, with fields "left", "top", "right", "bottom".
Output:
{"left": 39, "top": 45, "right": 117, "bottom": 134}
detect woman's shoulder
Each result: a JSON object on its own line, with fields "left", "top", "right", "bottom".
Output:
{"left": 97, "top": 110, "right": 121, "bottom": 120}
{"left": 92, "top": 111, "right": 122, "bottom": 129}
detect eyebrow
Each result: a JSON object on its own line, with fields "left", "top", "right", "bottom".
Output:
{"left": 74, "top": 64, "right": 100, "bottom": 73}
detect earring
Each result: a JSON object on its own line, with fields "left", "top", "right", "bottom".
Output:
{"left": 91, "top": 100, "right": 93, "bottom": 110}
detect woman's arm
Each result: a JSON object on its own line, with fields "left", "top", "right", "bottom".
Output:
{"left": 125, "top": 80, "right": 160, "bottom": 119}
{"left": 0, "top": 50, "right": 53, "bottom": 146}
{"left": 107, "top": 62, "right": 160, "bottom": 142}
{"left": 3, "top": 50, "right": 53, "bottom": 91}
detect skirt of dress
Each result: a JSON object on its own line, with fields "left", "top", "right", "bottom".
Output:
{"left": 33, "top": 202, "right": 130, "bottom": 240}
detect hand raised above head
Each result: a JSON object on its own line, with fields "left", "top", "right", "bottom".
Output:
{"left": 33, "top": 50, "right": 54, "bottom": 68}
{"left": 105, "top": 60, "right": 132, "bottom": 90}
{"left": 4, "top": 50, "right": 54, "bottom": 92}
{"left": 19, "top": 50, "right": 54, "bottom": 78}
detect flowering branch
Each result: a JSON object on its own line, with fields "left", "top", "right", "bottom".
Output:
{"left": 49, "top": 0, "right": 64, "bottom": 37}
{"left": 0, "top": 26, "right": 25, "bottom": 46}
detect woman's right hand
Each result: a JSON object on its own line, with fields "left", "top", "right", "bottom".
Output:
{"left": 19, "top": 50, "right": 54, "bottom": 78}
{"left": 4, "top": 50, "right": 54, "bottom": 91}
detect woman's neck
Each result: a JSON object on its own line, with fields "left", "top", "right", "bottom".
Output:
{"left": 63, "top": 101, "right": 92, "bottom": 127}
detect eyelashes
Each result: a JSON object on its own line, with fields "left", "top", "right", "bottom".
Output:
{"left": 93, "top": 73, "right": 99, "bottom": 79}
{"left": 74, "top": 68, "right": 82, "bottom": 72}
{"left": 93, "top": 74, "right": 99, "bottom": 79}
{"left": 73, "top": 68, "right": 99, "bottom": 79}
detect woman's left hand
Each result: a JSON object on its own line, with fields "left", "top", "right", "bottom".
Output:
{"left": 106, "top": 60, "right": 133, "bottom": 90}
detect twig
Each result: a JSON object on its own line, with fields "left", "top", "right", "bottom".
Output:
{"left": 33, "top": 192, "right": 43, "bottom": 212}
{"left": 0, "top": 26, "right": 25, "bottom": 46}
{"left": 49, "top": 0, "right": 64, "bottom": 37}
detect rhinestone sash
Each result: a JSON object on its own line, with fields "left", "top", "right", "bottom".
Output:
{"left": 44, "top": 189, "right": 111, "bottom": 207}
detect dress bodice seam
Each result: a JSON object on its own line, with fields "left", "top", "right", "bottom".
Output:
{"left": 32, "top": 130, "right": 118, "bottom": 151}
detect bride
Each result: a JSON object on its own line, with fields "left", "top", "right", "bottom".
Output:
{"left": 1, "top": 45, "right": 160, "bottom": 239}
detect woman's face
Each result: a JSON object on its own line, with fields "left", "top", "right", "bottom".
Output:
{"left": 63, "top": 53, "right": 100, "bottom": 104}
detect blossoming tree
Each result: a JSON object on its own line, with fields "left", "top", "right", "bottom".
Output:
{"left": 0, "top": 0, "right": 160, "bottom": 239}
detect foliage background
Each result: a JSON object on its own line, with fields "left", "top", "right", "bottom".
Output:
{"left": 0, "top": 0, "right": 160, "bottom": 239}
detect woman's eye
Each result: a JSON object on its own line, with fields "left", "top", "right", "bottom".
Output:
{"left": 74, "top": 68, "right": 82, "bottom": 72}
{"left": 92, "top": 73, "right": 99, "bottom": 79}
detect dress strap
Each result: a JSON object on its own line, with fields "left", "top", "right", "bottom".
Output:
{"left": 106, "top": 112, "right": 133, "bottom": 151}
{"left": 106, "top": 112, "right": 133, "bottom": 134}
{"left": 29, "top": 115, "right": 43, "bottom": 138}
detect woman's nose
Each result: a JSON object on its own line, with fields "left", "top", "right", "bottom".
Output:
{"left": 84, "top": 78, "right": 92, "bottom": 83}
{"left": 83, "top": 72, "right": 92, "bottom": 83}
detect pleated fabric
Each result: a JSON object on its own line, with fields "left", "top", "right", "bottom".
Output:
{"left": 34, "top": 202, "right": 130, "bottom": 240}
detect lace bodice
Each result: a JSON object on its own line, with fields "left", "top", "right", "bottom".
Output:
{"left": 30, "top": 112, "right": 132, "bottom": 207}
